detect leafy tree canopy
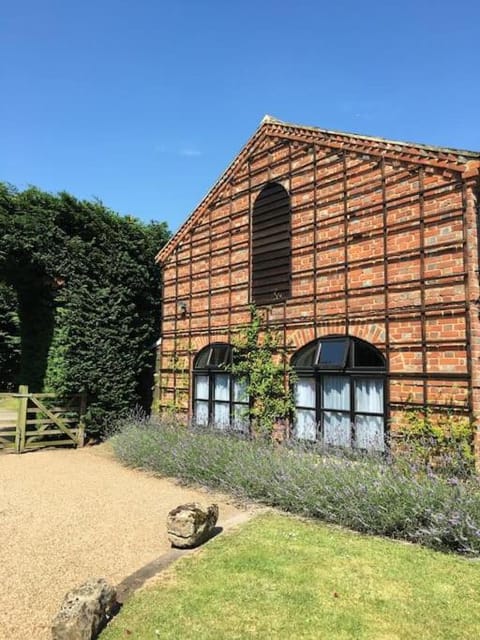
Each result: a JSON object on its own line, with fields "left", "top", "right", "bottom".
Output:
{"left": 0, "top": 182, "right": 170, "bottom": 433}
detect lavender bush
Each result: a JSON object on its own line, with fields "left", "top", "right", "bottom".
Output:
{"left": 110, "top": 415, "right": 480, "bottom": 555}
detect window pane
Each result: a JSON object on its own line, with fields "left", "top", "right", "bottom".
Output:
{"left": 214, "top": 402, "right": 230, "bottom": 428}
{"left": 194, "top": 401, "right": 209, "bottom": 426}
{"left": 195, "top": 348, "right": 210, "bottom": 369}
{"left": 355, "top": 378, "right": 383, "bottom": 413}
{"left": 354, "top": 341, "right": 384, "bottom": 368}
{"left": 234, "top": 378, "right": 248, "bottom": 403}
{"left": 292, "top": 342, "right": 318, "bottom": 368}
{"left": 317, "top": 340, "right": 348, "bottom": 367}
{"left": 295, "top": 378, "right": 316, "bottom": 408}
{"left": 209, "top": 344, "right": 232, "bottom": 367}
{"left": 295, "top": 409, "right": 317, "bottom": 441}
{"left": 195, "top": 375, "right": 209, "bottom": 401}
{"left": 214, "top": 374, "right": 230, "bottom": 401}
{"left": 323, "top": 411, "right": 351, "bottom": 447}
{"left": 233, "top": 404, "right": 250, "bottom": 432}
{"left": 323, "top": 376, "right": 350, "bottom": 410}
{"left": 355, "top": 415, "right": 385, "bottom": 451}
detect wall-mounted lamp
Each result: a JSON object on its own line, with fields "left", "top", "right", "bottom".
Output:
{"left": 178, "top": 301, "right": 188, "bottom": 317}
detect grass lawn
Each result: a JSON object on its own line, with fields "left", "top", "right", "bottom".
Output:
{"left": 100, "top": 513, "right": 479, "bottom": 640}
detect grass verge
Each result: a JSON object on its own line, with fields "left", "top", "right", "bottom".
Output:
{"left": 100, "top": 512, "right": 480, "bottom": 640}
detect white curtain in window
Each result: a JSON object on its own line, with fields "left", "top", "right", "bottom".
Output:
{"left": 323, "top": 376, "right": 350, "bottom": 410}
{"left": 214, "top": 374, "right": 230, "bottom": 401}
{"left": 194, "top": 400, "right": 209, "bottom": 426}
{"left": 233, "top": 405, "right": 249, "bottom": 431}
{"left": 295, "top": 409, "right": 317, "bottom": 441}
{"left": 355, "top": 378, "right": 383, "bottom": 413}
{"left": 355, "top": 415, "right": 385, "bottom": 451}
{"left": 323, "top": 411, "right": 351, "bottom": 447}
{"left": 214, "top": 402, "right": 230, "bottom": 428}
{"left": 195, "top": 375, "right": 209, "bottom": 401}
{"left": 234, "top": 379, "right": 248, "bottom": 403}
{"left": 295, "top": 378, "right": 316, "bottom": 408}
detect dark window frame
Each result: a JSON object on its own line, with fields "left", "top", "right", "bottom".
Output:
{"left": 292, "top": 337, "right": 387, "bottom": 450}
{"left": 192, "top": 343, "right": 250, "bottom": 431}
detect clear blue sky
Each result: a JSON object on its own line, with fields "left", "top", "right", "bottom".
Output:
{"left": 1, "top": 0, "right": 479, "bottom": 232}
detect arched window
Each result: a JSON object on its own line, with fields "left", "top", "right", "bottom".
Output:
{"left": 193, "top": 343, "right": 249, "bottom": 431}
{"left": 292, "top": 337, "right": 386, "bottom": 451}
{"left": 252, "top": 182, "right": 291, "bottom": 305}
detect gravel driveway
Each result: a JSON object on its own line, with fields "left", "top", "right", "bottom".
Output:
{"left": 0, "top": 445, "right": 249, "bottom": 640}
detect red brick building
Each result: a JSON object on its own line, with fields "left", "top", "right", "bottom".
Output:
{"left": 154, "top": 116, "right": 480, "bottom": 457}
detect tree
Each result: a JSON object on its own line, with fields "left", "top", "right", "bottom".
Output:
{"left": 0, "top": 183, "right": 170, "bottom": 433}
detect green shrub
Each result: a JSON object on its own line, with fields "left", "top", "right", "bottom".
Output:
{"left": 0, "top": 281, "right": 20, "bottom": 389}
{"left": 0, "top": 183, "right": 170, "bottom": 432}
{"left": 397, "top": 407, "right": 475, "bottom": 477}
{"left": 110, "top": 416, "right": 480, "bottom": 556}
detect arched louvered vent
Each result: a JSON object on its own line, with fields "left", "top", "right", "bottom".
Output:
{"left": 252, "top": 182, "right": 291, "bottom": 305}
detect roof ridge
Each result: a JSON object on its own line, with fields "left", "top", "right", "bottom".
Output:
{"left": 264, "top": 117, "right": 480, "bottom": 158}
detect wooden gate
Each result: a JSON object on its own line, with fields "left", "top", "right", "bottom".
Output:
{"left": 0, "top": 386, "right": 86, "bottom": 453}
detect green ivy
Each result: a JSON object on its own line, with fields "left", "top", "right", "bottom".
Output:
{"left": 0, "top": 183, "right": 170, "bottom": 434}
{"left": 398, "top": 406, "right": 475, "bottom": 476}
{"left": 229, "top": 306, "right": 296, "bottom": 438}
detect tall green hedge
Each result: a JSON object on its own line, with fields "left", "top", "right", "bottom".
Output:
{"left": 0, "top": 281, "right": 20, "bottom": 389}
{"left": 0, "top": 183, "right": 169, "bottom": 433}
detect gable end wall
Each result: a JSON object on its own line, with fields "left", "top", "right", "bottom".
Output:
{"left": 156, "top": 133, "right": 480, "bottom": 453}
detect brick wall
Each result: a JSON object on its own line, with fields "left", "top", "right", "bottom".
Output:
{"left": 156, "top": 127, "right": 480, "bottom": 455}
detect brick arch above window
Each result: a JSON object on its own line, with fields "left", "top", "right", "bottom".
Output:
{"left": 251, "top": 182, "right": 291, "bottom": 305}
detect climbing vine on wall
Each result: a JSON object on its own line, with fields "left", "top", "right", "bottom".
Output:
{"left": 398, "top": 405, "right": 475, "bottom": 476}
{"left": 0, "top": 183, "right": 170, "bottom": 433}
{"left": 229, "top": 306, "right": 296, "bottom": 438}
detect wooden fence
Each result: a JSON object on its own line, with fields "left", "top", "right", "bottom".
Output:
{"left": 0, "top": 386, "right": 86, "bottom": 453}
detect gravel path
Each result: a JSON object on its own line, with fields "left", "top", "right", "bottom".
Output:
{"left": 0, "top": 445, "right": 250, "bottom": 640}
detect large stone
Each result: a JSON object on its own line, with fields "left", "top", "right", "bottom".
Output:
{"left": 167, "top": 502, "right": 219, "bottom": 548}
{"left": 51, "top": 577, "right": 117, "bottom": 640}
